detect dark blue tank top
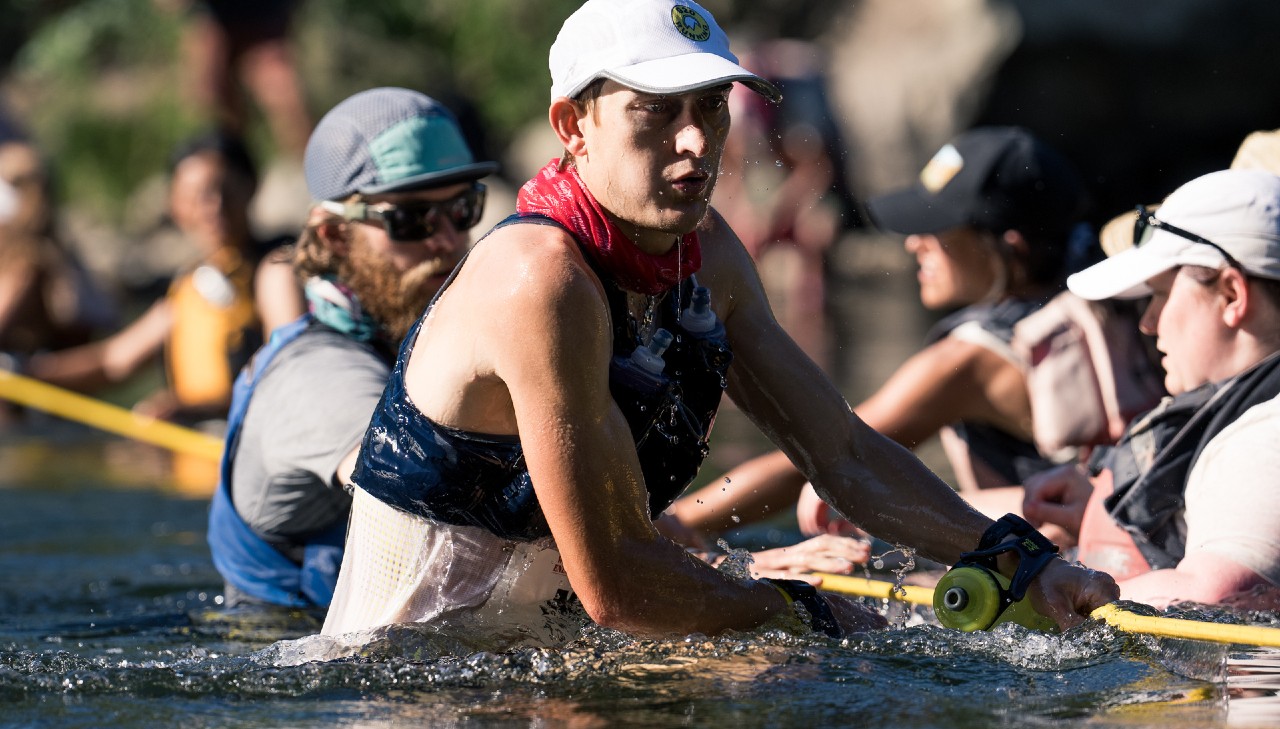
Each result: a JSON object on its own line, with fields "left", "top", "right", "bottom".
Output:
{"left": 353, "top": 214, "right": 733, "bottom": 541}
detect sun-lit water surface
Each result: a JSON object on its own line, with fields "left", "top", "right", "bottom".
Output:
{"left": 2, "top": 431, "right": 1277, "bottom": 728}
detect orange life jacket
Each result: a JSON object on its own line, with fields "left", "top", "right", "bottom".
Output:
{"left": 1076, "top": 468, "right": 1150, "bottom": 581}
{"left": 164, "top": 247, "right": 259, "bottom": 409}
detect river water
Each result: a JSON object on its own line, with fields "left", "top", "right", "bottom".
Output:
{"left": 4, "top": 429, "right": 1280, "bottom": 728}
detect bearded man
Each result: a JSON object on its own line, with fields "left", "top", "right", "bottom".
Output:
{"left": 207, "top": 88, "right": 498, "bottom": 610}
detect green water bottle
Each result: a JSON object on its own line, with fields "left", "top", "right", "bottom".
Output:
{"left": 933, "top": 565, "right": 1059, "bottom": 633}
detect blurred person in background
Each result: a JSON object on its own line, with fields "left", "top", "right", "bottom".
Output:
{"left": 711, "top": 38, "right": 860, "bottom": 370}
{"left": 0, "top": 127, "right": 119, "bottom": 423}
{"left": 23, "top": 131, "right": 300, "bottom": 425}
{"left": 0, "top": 132, "right": 118, "bottom": 358}
{"left": 157, "top": 0, "right": 313, "bottom": 160}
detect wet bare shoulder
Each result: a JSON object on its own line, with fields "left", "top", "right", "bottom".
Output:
{"left": 468, "top": 221, "right": 605, "bottom": 308}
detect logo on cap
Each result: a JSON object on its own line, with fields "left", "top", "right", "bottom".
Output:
{"left": 672, "top": 5, "right": 711, "bottom": 42}
{"left": 919, "top": 144, "right": 964, "bottom": 193}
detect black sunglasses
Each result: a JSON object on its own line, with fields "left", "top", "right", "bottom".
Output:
{"left": 323, "top": 183, "right": 486, "bottom": 242}
{"left": 1132, "top": 205, "right": 1242, "bottom": 270}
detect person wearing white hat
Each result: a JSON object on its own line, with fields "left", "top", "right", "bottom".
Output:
{"left": 320, "top": 0, "right": 1117, "bottom": 645}
{"left": 1021, "top": 168, "right": 1280, "bottom": 608}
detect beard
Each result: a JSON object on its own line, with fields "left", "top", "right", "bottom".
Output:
{"left": 339, "top": 231, "right": 455, "bottom": 345}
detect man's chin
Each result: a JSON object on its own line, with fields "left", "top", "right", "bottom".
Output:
{"left": 664, "top": 201, "right": 713, "bottom": 234}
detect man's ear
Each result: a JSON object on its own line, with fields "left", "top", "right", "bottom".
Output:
{"left": 316, "top": 220, "right": 351, "bottom": 257}
{"left": 1220, "top": 267, "right": 1251, "bottom": 328}
{"left": 549, "top": 97, "right": 589, "bottom": 157}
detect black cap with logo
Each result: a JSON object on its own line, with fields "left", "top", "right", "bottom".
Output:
{"left": 866, "top": 126, "right": 1090, "bottom": 238}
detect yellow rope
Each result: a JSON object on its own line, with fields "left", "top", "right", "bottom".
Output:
{"left": 0, "top": 370, "right": 223, "bottom": 462}
{"left": 815, "top": 573, "right": 938, "bottom": 607}
{"left": 1091, "top": 603, "right": 1280, "bottom": 648}
{"left": 815, "top": 571, "right": 1280, "bottom": 648}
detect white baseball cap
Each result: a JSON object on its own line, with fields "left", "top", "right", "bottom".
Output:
{"left": 1067, "top": 169, "right": 1280, "bottom": 300}
{"left": 548, "top": 0, "right": 780, "bottom": 103}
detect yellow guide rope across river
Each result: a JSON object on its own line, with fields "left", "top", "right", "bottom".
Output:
{"left": 816, "top": 573, "right": 1280, "bottom": 648}
{"left": 0, "top": 370, "right": 223, "bottom": 462}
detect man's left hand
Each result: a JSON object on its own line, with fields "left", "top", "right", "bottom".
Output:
{"left": 1027, "top": 558, "right": 1120, "bottom": 630}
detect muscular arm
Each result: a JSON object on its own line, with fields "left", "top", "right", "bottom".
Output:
{"left": 858, "top": 335, "right": 1029, "bottom": 448}
{"left": 706, "top": 212, "right": 990, "bottom": 563}
{"left": 671, "top": 304, "right": 1028, "bottom": 534}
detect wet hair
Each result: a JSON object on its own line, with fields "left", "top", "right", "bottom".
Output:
{"left": 168, "top": 129, "right": 259, "bottom": 197}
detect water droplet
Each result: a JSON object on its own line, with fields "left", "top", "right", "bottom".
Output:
{"left": 730, "top": 515, "right": 741, "bottom": 523}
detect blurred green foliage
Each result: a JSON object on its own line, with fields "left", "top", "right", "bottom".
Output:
{"left": 1, "top": 0, "right": 847, "bottom": 226}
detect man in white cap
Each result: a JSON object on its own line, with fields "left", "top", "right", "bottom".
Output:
{"left": 1022, "top": 168, "right": 1280, "bottom": 608}
{"left": 208, "top": 87, "right": 499, "bottom": 610}
{"left": 321, "top": 0, "right": 1117, "bottom": 644}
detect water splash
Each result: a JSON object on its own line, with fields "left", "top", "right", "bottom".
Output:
{"left": 866, "top": 544, "right": 918, "bottom": 628}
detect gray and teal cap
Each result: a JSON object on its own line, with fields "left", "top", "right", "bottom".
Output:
{"left": 304, "top": 87, "right": 499, "bottom": 201}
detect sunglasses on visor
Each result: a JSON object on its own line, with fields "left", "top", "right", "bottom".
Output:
{"left": 1132, "top": 205, "right": 1242, "bottom": 270}
{"left": 321, "top": 183, "right": 486, "bottom": 242}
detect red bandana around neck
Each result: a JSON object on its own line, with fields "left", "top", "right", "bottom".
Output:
{"left": 516, "top": 160, "right": 701, "bottom": 295}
